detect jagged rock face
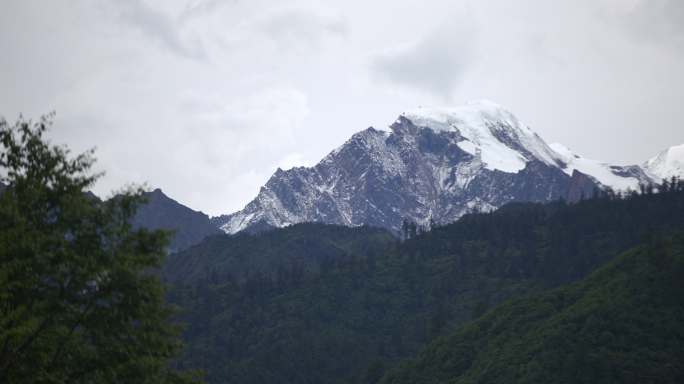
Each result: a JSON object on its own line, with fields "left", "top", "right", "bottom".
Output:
{"left": 216, "top": 101, "right": 609, "bottom": 234}
{"left": 566, "top": 170, "right": 599, "bottom": 202}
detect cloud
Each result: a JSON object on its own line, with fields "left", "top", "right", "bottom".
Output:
{"left": 258, "top": 7, "right": 347, "bottom": 40}
{"left": 180, "top": 0, "right": 230, "bottom": 21}
{"left": 172, "top": 87, "right": 311, "bottom": 212}
{"left": 112, "top": 0, "right": 205, "bottom": 58}
{"left": 52, "top": 84, "right": 311, "bottom": 214}
{"left": 3, "top": 0, "right": 684, "bottom": 216}
{"left": 370, "top": 20, "right": 476, "bottom": 100}
{"left": 606, "top": 0, "right": 684, "bottom": 50}
{"left": 185, "top": 87, "right": 310, "bottom": 156}
{"left": 228, "top": 6, "right": 348, "bottom": 51}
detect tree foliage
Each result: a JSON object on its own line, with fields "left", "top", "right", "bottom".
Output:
{"left": 168, "top": 185, "right": 684, "bottom": 383}
{"left": 381, "top": 234, "right": 684, "bottom": 384}
{"left": 0, "top": 116, "right": 198, "bottom": 383}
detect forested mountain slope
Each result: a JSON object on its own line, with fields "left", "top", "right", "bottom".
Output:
{"left": 163, "top": 223, "right": 396, "bottom": 285}
{"left": 381, "top": 235, "right": 684, "bottom": 384}
{"left": 168, "top": 186, "right": 684, "bottom": 384}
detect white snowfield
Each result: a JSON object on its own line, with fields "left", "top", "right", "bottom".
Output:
{"left": 401, "top": 100, "right": 666, "bottom": 192}
{"left": 644, "top": 143, "right": 684, "bottom": 181}
{"left": 549, "top": 143, "right": 641, "bottom": 191}
{"left": 402, "top": 100, "right": 560, "bottom": 173}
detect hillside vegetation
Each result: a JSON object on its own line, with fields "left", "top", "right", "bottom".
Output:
{"left": 381, "top": 235, "right": 684, "bottom": 384}
{"left": 168, "top": 187, "right": 684, "bottom": 384}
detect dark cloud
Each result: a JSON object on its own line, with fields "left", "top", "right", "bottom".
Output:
{"left": 114, "top": 0, "right": 205, "bottom": 58}
{"left": 371, "top": 22, "right": 475, "bottom": 100}
{"left": 614, "top": 0, "right": 684, "bottom": 49}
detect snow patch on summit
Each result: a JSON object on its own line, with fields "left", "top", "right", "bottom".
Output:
{"left": 644, "top": 144, "right": 684, "bottom": 180}
{"left": 402, "top": 100, "right": 559, "bottom": 173}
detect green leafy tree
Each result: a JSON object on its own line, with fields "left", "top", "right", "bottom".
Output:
{"left": 0, "top": 115, "right": 199, "bottom": 383}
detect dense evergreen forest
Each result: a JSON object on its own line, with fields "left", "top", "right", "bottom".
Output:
{"left": 167, "top": 185, "right": 684, "bottom": 384}
{"left": 381, "top": 235, "right": 684, "bottom": 383}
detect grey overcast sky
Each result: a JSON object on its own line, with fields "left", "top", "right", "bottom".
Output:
{"left": 1, "top": 0, "right": 683, "bottom": 215}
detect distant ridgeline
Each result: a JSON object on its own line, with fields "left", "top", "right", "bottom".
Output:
{"left": 166, "top": 183, "right": 684, "bottom": 384}
{"left": 131, "top": 188, "right": 220, "bottom": 253}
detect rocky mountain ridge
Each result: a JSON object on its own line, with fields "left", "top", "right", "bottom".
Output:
{"left": 214, "top": 101, "right": 680, "bottom": 234}
{"left": 215, "top": 100, "right": 674, "bottom": 234}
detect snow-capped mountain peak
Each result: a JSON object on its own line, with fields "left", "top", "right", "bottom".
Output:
{"left": 644, "top": 144, "right": 684, "bottom": 180}
{"left": 214, "top": 101, "right": 676, "bottom": 235}
{"left": 401, "top": 100, "right": 560, "bottom": 173}
{"left": 215, "top": 101, "right": 602, "bottom": 234}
